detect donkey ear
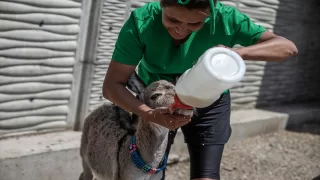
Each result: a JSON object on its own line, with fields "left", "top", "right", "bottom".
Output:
{"left": 126, "top": 72, "right": 146, "bottom": 95}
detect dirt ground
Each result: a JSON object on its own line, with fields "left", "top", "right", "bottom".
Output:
{"left": 165, "top": 121, "right": 320, "bottom": 180}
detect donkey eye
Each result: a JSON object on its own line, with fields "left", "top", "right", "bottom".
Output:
{"left": 164, "top": 85, "right": 172, "bottom": 89}
{"left": 150, "top": 93, "right": 162, "bottom": 100}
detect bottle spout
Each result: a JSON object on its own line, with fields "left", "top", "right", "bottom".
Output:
{"left": 169, "top": 95, "right": 194, "bottom": 113}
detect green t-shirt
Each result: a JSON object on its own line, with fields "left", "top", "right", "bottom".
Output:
{"left": 112, "top": 1, "right": 266, "bottom": 92}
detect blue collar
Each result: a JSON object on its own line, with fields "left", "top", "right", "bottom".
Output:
{"left": 129, "top": 135, "right": 167, "bottom": 174}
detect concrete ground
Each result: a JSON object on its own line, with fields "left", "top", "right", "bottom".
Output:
{"left": 165, "top": 121, "right": 320, "bottom": 180}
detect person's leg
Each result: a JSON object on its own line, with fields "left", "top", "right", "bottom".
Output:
{"left": 187, "top": 144, "right": 224, "bottom": 180}
{"left": 181, "top": 91, "right": 232, "bottom": 180}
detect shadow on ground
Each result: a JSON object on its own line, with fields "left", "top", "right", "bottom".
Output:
{"left": 286, "top": 120, "right": 320, "bottom": 135}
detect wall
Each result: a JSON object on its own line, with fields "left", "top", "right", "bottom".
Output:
{"left": 256, "top": 0, "right": 320, "bottom": 107}
{"left": 87, "top": 0, "right": 155, "bottom": 113}
{"left": 0, "top": 0, "right": 91, "bottom": 137}
{"left": 79, "top": 0, "right": 155, "bottom": 130}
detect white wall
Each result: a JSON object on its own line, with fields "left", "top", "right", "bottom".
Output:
{"left": 0, "top": 0, "right": 91, "bottom": 137}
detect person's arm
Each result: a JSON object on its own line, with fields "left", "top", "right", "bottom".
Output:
{"left": 103, "top": 13, "right": 191, "bottom": 130}
{"left": 103, "top": 61, "right": 152, "bottom": 118}
{"left": 102, "top": 13, "right": 152, "bottom": 118}
{"left": 235, "top": 31, "right": 298, "bottom": 62}
{"left": 103, "top": 61, "right": 192, "bottom": 130}
{"left": 227, "top": 7, "right": 298, "bottom": 62}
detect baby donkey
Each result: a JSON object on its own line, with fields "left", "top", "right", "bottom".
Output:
{"left": 79, "top": 78, "right": 193, "bottom": 180}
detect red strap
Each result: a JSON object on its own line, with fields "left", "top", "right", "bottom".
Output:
{"left": 170, "top": 95, "right": 193, "bottom": 110}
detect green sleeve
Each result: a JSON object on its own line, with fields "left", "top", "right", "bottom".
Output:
{"left": 112, "top": 13, "right": 144, "bottom": 65}
{"left": 228, "top": 8, "right": 267, "bottom": 46}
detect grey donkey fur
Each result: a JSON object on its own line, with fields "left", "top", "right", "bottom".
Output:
{"left": 79, "top": 74, "right": 194, "bottom": 180}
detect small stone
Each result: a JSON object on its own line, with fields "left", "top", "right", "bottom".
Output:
{"left": 223, "top": 167, "right": 233, "bottom": 172}
{"left": 167, "top": 154, "right": 180, "bottom": 165}
{"left": 179, "top": 156, "right": 189, "bottom": 162}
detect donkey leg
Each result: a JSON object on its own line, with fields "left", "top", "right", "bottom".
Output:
{"left": 79, "top": 159, "right": 93, "bottom": 180}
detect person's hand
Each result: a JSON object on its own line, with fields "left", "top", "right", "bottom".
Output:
{"left": 143, "top": 107, "right": 193, "bottom": 130}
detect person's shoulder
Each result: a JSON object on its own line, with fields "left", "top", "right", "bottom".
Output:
{"left": 131, "top": 2, "right": 162, "bottom": 21}
{"left": 215, "top": 2, "right": 247, "bottom": 19}
{"left": 214, "top": 1, "right": 252, "bottom": 32}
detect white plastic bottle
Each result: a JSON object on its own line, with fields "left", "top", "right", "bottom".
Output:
{"left": 174, "top": 47, "right": 246, "bottom": 108}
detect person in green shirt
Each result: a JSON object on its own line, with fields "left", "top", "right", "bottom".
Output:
{"left": 102, "top": 0, "right": 298, "bottom": 179}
